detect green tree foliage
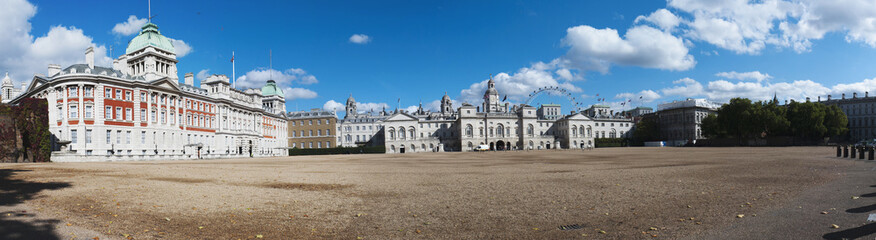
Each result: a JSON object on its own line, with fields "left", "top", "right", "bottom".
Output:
{"left": 701, "top": 114, "right": 721, "bottom": 138}
{"left": 701, "top": 97, "right": 846, "bottom": 141}
{"left": 632, "top": 115, "right": 660, "bottom": 142}
{"left": 823, "top": 105, "right": 849, "bottom": 137}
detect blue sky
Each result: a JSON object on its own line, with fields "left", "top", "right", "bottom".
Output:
{"left": 4, "top": 0, "right": 876, "bottom": 117}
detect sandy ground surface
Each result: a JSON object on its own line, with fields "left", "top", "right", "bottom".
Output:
{"left": 1, "top": 147, "right": 875, "bottom": 239}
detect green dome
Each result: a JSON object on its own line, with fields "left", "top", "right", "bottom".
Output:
{"left": 125, "top": 23, "right": 175, "bottom": 54}
{"left": 261, "top": 80, "right": 284, "bottom": 97}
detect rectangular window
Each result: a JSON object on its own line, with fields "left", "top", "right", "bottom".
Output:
{"left": 141, "top": 131, "right": 146, "bottom": 144}
{"left": 151, "top": 110, "right": 156, "bottom": 122}
{"left": 326, "top": 141, "right": 330, "bottom": 148}
{"left": 105, "top": 106, "right": 112, "bottom": 119}
{"left": 125, "top": 91, "right": 132, "bottom": 101}
{"left": 115, "top": 107, "right": 122, "bottom": 119}
{"left": 70, "top": 129, "right": 77, "bottom": 143}
{"left": 105, "top": 88, "right": 111, "bottom": 98}
{"left": 125, "top": 108, "right": 132, "bottom": 121}
{"left": 85, "top": 129, "right": 91, "bottom": 143}
{"left": 68, "top": 87, "right": 77, "bottom": 97}
{"left": 106, "top": 130, "right": 111, "bottom": 144}
{"left": 57, "top": 107, "right": 63, "bottom": 120}
{"left": 140, "top": 109, "right": 146, "bottom": 121}
{"left": 84, "top": 105, "right": 92, "bottom": 118}
{"left": 84, "top": 86, "right": 92, "bottom": 97}
{"left": 69, "top": 104, "right": 78, "bottom": 118}
{"left": 140, "top": 92, "right": 146, "bottom": 102}
{"left": 116, "top": 130, "right": 121, "bottom": 144}
{"left": 161, "top": 111, "right": 166, "bottom": 124}
{"left": 115, "top": 90, "right": 121, "bottom": 99}
{"left": 317, "top": 130, "right": 322, "bottom": 136}
{"left": 126, "top": 131, "right": 131, "bottom": 144}
{"left": 317, "top": 142, "right": 321, "bottom": 148}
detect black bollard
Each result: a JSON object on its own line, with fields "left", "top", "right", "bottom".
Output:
{"left": 852, "top": 146, "right": 857, "bottom": 158}
{"left": 838, "top": 146, "right": 843, "bottom": 157}
{"left": 869, "top": 147, "right": 874, "bottom": 160}
{"left": 860, "top": 147, "right": 865, "bottom": 159}
{"left": 844, "top": 146, "right": 849, "bottom": 157}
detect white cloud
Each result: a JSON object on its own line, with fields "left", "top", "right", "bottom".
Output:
{"left": 561, "top": 25, "right": 696, "bottom": 72}
{"left": 349, "top": 34, "right": 371, "bottom": 44}
{"left": 234, "top": 68, "right": 319, "bottom": 89}
{"left": 356, "top": 102, "right": 390, "bottom": 113}
{"left": 615, "top": 90, "right": 661, "bottom": 103}
{"left": 323, "top": 100, "right": 344, "bottom": 112}
{"left": 0, "top": 0, "right": 113, "bottom": 86}
{"left": 195, "top": 69, "right": 210, "bottom": 81}
{"left": 458, "top": 60, "right": 582, "bottom": 105}
{"left": 634, "top": 9, "right": 682, "bottom": 31}
{"left": 169, "top": 38, "right": 192, "bottom": 57}
{"left": 282, "top": 87, "right": 317, "bottom": 100}
{"left": 112, "top": 15, "right": 147, "bottom": 36}
{"left": 661, "top": 77, "right": 705, "bottom": 97}
{"left": 663, "top": 0, "right": 876, "bottom": 53}
{"left": 715, "top": 71, "right": 772, "bottom": 82}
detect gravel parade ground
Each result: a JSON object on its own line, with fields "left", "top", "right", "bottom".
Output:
{"left": 1, "top": 147, "right": 875, "bottom": 239}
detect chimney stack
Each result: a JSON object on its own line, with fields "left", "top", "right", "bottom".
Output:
{"left": 854, "top": 92, "right": 858, "bottom": 98}
{"left": 842, "top": 93, "right": 846, "bottom": 99}
{"left": 48, "top": 64, "right": 61, "bottom": 76}
{"left": 85, "top": 47, "right": 94, "bottom": 69}
{"left": 818, "top": 96, "right": 821, "bottom": 102}
{"left": 184, "top": 72, "right": 194, "bottom": 86}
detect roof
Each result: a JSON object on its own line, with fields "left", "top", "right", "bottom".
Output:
{"left": 261, "top": 80, "right": 284, "bottom": 97}
{"left": 635, "top": 106, "right": 653, "bottom": 110}
{"left": 126, "top": 23, "right": 175, "bottom": 55}
{"left": 591, "top": 104, "right": 610, "bottom": 108}
{"left": 57, "top": 64, "right": 144, "bottom": 81}
{"left": 541, "top": 104, "right": 561, "bottom": 107}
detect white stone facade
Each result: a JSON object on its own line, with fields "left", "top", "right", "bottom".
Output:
{"left": 11, "top": 22, "right": 287, "bottom": 162}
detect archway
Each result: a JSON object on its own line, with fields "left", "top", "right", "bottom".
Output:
{"left": 489, "top": 142, "right": 495, "bottom": 151}
{"left": 496, "top": 140, "right": 505, "bottom": 150}
{"left": 506, "top": 141, "right": 511, "bottom": 150}
{"left": 400, "top": 145, "right": 406, "bottom": 154}
{"left": 546, "top": 143, "right": 551, "bottom": 149}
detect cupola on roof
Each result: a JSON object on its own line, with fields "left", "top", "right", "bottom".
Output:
{"left": 261, "top": 80, "right": 284, "bottom": 97}
{"left": 126, "top": 22, "right": 175, "bottom": 54}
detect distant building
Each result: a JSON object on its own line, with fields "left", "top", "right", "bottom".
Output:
{"left": 287, "top": 109, "right": 337, "bottom": 149}
{"left": 337, "top": 94, "right": 389, "bottom": 147}
{"left": 656, "top": 98, "right": 720, "bottom": 146}
{"left": 1, "top": 72, "right": 26, "bottom": 103}
{"left": 818, "top": 92, "right": 876, "bottom": 142}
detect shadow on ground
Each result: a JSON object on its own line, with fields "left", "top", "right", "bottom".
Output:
{"left": 0, "top": 168, "right": 70, "bottom": 240}
{"left": 823, "top": 185, "right": 876, "bottom": 240}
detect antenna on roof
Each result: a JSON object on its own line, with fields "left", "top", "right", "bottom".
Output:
{"left": 269, "top": 49, "right": 273, "bottom": 81}
{"left": 147, "top": 0, "right": 156, "bottom": 22}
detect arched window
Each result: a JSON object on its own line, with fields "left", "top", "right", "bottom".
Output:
{"left": 390, "top": 145, "right": 396, "bottom": 153}
{"left": 388, "top": 128, "right": 395, "bottom": 140}
{"left": 465, "top": 124, "right": 473, "bottom": 137}
{"left": 399, "top": 127, "right": 406, "bottom": 140}
{"left": 587, "top": 126, "right": 592, "bottom": 137}
{"left": 610, "top": 129, "right": 617, "bottom": 138}
{"left": 410, "top": 129, "right": 416, "bottom": 139}
{"left": 571, "top": 126, "right": 578, "bottom": 137}
{"left": 497, "top": 124, "right": 505, "bottom": 138}
{"left": 527, "top": 124, "right": 534, "bottom": 136}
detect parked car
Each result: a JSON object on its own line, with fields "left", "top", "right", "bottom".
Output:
{"left": 855, "top": 139, "right": 876, "bottom": 147}
{"left": 474, "top": 145, "right": 490, "bottom": 151}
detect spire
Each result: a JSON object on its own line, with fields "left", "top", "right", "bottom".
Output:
{"left": 772, "top": 92, "right": 778, "bottom": 104}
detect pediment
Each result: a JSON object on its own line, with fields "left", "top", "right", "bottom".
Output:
{"left": 386, "top": 113, "right": 418, "bottom": 121}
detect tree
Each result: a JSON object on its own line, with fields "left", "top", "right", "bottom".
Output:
{"left": 701, "top": 114, "right": 722, "bottom": 138}
{"left": 787, "top": 101, "right": 827, "bottom": 139}
{"left": 823, "top": 104, "right": 848, "bottom": 137}
{"left": 632, "top": 115, "right": 660, "bottom": 142}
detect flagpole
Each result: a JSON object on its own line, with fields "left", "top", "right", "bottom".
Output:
{"left": 232, "top": 51, "right": 235, "bottom": 89}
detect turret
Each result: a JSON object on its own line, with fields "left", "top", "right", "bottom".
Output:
{"left": 345, "top": 94, "right": 357, "bottom": 118}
